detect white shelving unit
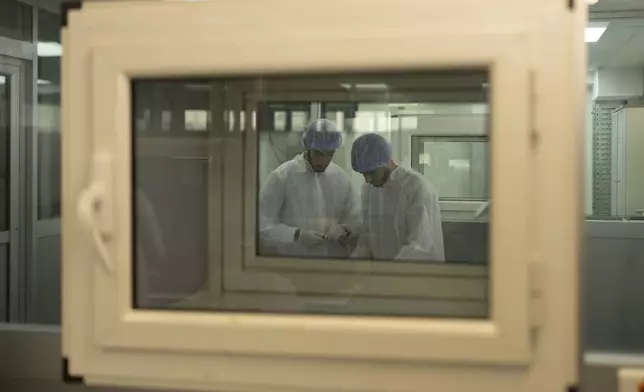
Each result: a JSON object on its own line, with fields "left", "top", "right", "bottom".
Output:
{"left": 611, "top": 106, "right": 644, "bottom": 217}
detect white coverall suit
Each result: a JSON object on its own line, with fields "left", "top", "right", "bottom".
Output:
{"left": 355, "top": 165, "right": 445, "bottom": 262}
{"left": 259, "top": 154, "right": 361, "bottom": 258}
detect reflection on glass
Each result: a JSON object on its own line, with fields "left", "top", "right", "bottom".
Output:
{"left": 0, "top": 0, "right": 32, "bottom": 43}
{"left": 133, "top": 71, "right": 490, "bottom": 318}
{"left": 133, "top": 81, "right": 210, "bottom": 309}
{"left": 413, "top": 136, "right": 488, "bottom": 200}
{"left": 0, "top": 75, "right": 8, "bottom": 231}
{"left": 37, "top": 10, "right": 61, "bottom": 220}
{"left": 185, "top": 110, "right": 207, "bottom": 131}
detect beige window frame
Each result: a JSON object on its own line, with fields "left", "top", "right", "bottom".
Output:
{"left": 68, "top": 33, "right": 530, "bottom": 353}
{"left": 61, "top": 0, "right": 583, "bottom": 390}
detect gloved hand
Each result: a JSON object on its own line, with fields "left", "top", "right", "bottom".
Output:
{"left": 350, "top": 246, "right": 371, "bottom": 259}
{"left": 324, "top": 224, "right": 349, "bottom": 242}
{"left": 296, "top": 229, "right": 325, "bottom": 246}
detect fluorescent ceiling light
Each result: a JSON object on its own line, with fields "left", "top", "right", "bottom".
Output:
{"left": 37, "top": 42, "right": 62, "bottom": 57}
{"left": 355, "top": 83, "right": 388, "bottom": 90}
{"left": 341, "top": 83, "right": 389, "bottom": 90}
{"left": 37, "top": 79, "right": 51, "bottom": 85}
{"left": 586, "top": 22, "right": 609, "bottom": 43}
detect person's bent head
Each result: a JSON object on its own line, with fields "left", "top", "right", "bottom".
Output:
{"left": 351, "top": 133, "right": 395, "bottom": 187}
{"left": 302, "top": 119, "right": 342, "bottom": 173}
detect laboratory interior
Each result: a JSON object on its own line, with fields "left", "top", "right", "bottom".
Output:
{"left": 0, "top": 0, "right": 643, "bottom": 391}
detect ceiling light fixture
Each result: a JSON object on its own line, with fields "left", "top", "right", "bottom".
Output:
{"left": 586, "top": 22, "right": 609, "bottom": 43}
{"left": 340, "top": 83, "right": 389, "bottom": 90}
{"left": 37, "top": 42, "right": 62, "bottom": 57}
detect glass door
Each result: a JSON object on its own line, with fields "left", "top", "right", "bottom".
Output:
{"left": 0, "top": 72, "right": 9, "bottom": 321}
{"left": 0, "top": 54, "right": 28, "bottom": 323}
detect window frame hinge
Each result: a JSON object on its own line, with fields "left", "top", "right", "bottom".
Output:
{"left": 529, "top": 70, "right": 540, "bottom": 150}
{"left": 529, "top": 261, "right": 546, "bottom": 328}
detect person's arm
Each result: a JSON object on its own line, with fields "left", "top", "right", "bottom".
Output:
{"left": 258, "top": 170, "right": 299, "bottom": 244}
{"left": 395, "top": 180, "right": 445, "bottom": 262}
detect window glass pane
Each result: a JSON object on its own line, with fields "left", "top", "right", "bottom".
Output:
{"left": 0, "top": 74, "right": 8, "bottom": 231}
{"left": 37, "top": 10, "right": 62, "bottom": 220}
{"left": 132, "top": 80, "right": 213, "bottom": 309}
{"left": 0, "top": 0, "right": 32, "bottom": 43}
{"left": 133, "top": 71, "right": 490, "bottom": 318}
{"left": 413, "top": 136, "right": 488, "bottom": 200}
{"left": 26, "top": 10, "right": 63, "bottom": 326}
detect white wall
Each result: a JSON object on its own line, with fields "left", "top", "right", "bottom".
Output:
{"left": 593, "top": 67, "right": 644, "bottom": 101}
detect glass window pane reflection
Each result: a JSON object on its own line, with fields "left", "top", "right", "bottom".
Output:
{"left": 413, "top": 136, "right": 488, "bottom": 201}
{"left": 37, "top": 10, "right": 62, "bottom": 220}
{"left": 133, "top": 71, "right": 490, "bottom": 319}
{"left": 0, "top": 0, "right": 32, "bottom": 43}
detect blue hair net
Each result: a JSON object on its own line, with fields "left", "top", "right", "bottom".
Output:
{"left": 302, "top": 119, "right": 343, "bottom": 150}
{"left": 351, "top": 133, "right": 392, "bottom": 173}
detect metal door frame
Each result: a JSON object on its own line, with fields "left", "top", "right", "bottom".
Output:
{"left": 0, "top": 55, "right": 28, "bottom": 323}
{"left": 30, "top": 8, "right": 62, "bottom": 324}
{"left": 0, "top": 67, "right": 14, "bottom": 321}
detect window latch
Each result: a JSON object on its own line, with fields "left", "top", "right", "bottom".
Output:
{"left": 77, "top": 153, "right": 114, "bottom": 273}
{"left": 530, "top": 71, "right": 541, "bottom": 149}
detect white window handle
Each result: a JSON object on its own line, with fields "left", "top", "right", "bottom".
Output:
{"left": 77, "top": 153, "right": 114, "bottom": 273}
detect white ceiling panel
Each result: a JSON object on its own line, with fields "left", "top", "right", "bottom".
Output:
{"left": 591, "top": 0, "right": 644, "bottom": 12}
{"left": 588, "top": 19, "right": 644, "bottom": 68}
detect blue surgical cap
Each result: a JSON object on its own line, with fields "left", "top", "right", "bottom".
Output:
{"left": 302, "top": 119, "right": 343, "bottom": 151}
{"left": 351, "top": 133, "right": 392, "bottom": 173}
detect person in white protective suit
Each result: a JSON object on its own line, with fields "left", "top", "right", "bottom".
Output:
{"left": 350, "top": 133, "right": 445, "bottom": 262}
{"left": 258, "top": 119, "right": 361, "bottom": 258}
